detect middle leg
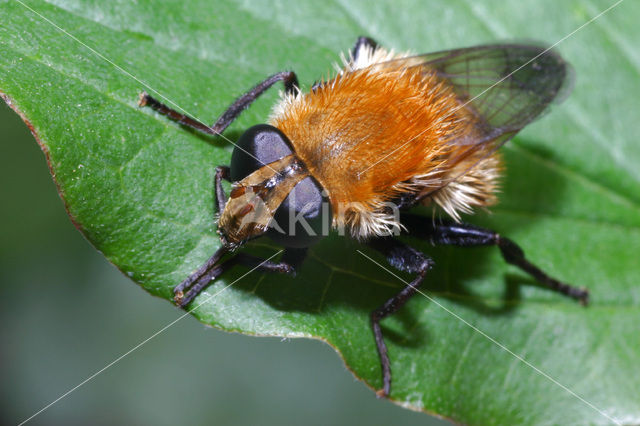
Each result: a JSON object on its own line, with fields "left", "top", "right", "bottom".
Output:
{"left": 366, "top": 237, "right": 434, "bottom": 397}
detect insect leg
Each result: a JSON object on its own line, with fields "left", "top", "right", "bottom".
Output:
{"left": 138, "top": 71, "right": 299, "bottom": 135}
{"left": 174, "top": 165, "right": 230, "bottom": 299}
{"left": 209, "top": 71, "right": 298, "bottom": 133}
{"left": 401, "top": 214, "right": 589, "bottom": 304}
{"left": 215, "top": 165, "right": 230, "bottom": 214}
{"left": 279, "top": 247, "right": 308, "bottom": 272}
{"left": 174, "top": 248, "right": 305, "bottom": 307}
{"left": 174, "top": 246, "right": 229, "bottom": 303}
{"left": 352, "top": 36, "right": 378, "bottom": 61}
{"left": 366, "top": 237, "right": 434, "bottom": 397}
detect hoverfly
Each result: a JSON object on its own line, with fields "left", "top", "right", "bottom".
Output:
{"left": 139, "top": 37, "right": 588, "bottom": 397}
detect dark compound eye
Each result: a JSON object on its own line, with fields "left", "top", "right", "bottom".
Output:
{"left": 267, "top": 176, "right": 332, "bottom": 248}
{"left": 230, "top": 124, "right": 331, "bottom": 248}
{"left": 230, "top": 124, "right": 294, "bottom": 181}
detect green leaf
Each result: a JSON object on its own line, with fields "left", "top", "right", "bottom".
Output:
{"left": 2, "top": 0, "right": 639, "bottom": 424}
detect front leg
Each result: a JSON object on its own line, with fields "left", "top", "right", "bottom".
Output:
{"left": 215, "top": 165, "right": 230, "bottom": 214}
{"left": 366, "top": 237, "right": 434, "bottom": 397}
{"left": 401, "top": 214, "right": 589, "bottom": 304}
{"left": 139, "top": 70, "right": 299, "bottom": 135}
{"left": 174, "top": 247, "right": 306, "bottom": 307}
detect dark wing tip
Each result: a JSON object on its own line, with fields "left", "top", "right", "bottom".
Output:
{"left": 427, "top": 43, "right": 574, "bottom": 135}
{"left": 505, "top": 44, "right": 574, "bottom": 106}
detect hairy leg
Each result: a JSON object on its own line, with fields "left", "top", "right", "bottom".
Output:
{"left": 401, "top": 214, "right": 589, "bottom": 303}
{"left": 174, "top": 248, "right": 306, "bottom": 307}
{"left": 366, "top": 237, "right": 434, "bottom": 397}
{"left": 139, "top": 71, "right": 299, "bottom": 135}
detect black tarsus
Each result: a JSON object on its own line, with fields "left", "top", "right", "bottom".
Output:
{"left": 174, "top": 249, "right": 298, "bottom": 307}
{"left": 401, "top": 214, "right": 589, "bottom": 304}
{"left": 366, "top": 237, "right": 434, "bottom": 397}
{"left": 173, "top": 245, "right": 229, "bottom": 304}
{"left": 139, "top": 71, "right": 299, "bottom": 136}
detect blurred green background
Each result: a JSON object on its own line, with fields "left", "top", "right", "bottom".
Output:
{"left": 0, "top": 102, "right": 445, "bottom": 425}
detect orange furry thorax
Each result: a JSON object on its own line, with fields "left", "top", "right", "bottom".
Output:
{"left": 269, "top": 49, "right": 502, "bottom": 238}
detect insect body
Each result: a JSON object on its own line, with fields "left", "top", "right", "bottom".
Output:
{"left": 139, "top": 37, "right": 588, "bottom": 397}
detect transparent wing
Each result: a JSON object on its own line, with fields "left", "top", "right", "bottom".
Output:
{"left": 415, "top": 43, "right": 573, "bottom": 146}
